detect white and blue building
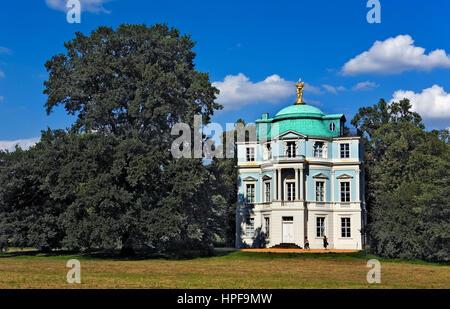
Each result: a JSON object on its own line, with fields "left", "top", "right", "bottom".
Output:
{"left": 235, "top": 85, "right": 366, "bottom": 250}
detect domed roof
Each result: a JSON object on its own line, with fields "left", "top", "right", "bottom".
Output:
{"left": 274, "top": 104, "right": 325, "bottom": 119}
{"left": 255, "top": 78, "right": 345, "bottom": 139}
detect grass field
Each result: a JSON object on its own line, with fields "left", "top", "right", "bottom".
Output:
{"left": 0, "top": 250, "right": 449, "bottom": 289}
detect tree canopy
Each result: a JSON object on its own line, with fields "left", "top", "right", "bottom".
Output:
{"left": 352, "top": 99, "right": 449, "bottom": 262}
{"left": 44, "top": 24, "right": 220, "bottom": 136}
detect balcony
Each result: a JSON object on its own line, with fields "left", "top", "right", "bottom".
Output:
{"left": 271, "top": 154, "right": 306, "bottom": 163}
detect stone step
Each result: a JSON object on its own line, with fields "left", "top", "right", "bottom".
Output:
{"left": 270, "top": 243, "right": 303, "bottom": 249}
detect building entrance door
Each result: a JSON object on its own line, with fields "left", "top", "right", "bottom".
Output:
{"left": 282, "top": 222, "right": 294, "bottom": 243}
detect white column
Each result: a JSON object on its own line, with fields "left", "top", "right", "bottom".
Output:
{"left": 295, "top": 168, "right": 299, "bottom": 201}
{"left": 356, "top": 168, "right": 360, "bottom": 202}
{"left": 274, "top": 169, "right": 277, "bottom": 200}
{"left": 300, "top": 168, "right": 304, "bottom": 201}
{"left": 304, "top": 169, "right": 308, "bottom": 202}
{"left": 278, "top": 168, "right": 282, "bottom": 201}
{"left": 331, "top": 170, "right": 335, "bottom": 203}
{"left": 259, "top": 171, "right": 263, "bottom": 203}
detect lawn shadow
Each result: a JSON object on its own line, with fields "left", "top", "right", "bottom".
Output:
{"left": 1, "top": 247, "right": 447, "bottom": 266}
{"left": 0, "top": 247, "right": 238, "bottom": 261}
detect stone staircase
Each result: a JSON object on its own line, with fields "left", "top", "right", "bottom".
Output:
{"left": 270, "top": 243, "right": 303, "bottom": 249}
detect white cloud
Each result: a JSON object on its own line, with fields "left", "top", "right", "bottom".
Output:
{"left": 212, "top": 74, "right": 327, "bottom": 110}
{"left": 0, "top": 137, "right": 40, "bottom": 152}
{"left": 322, "top": 84, "right": 346, "bottom": 94}
{"left": 0, "top": 47, "right": 12, "bottom": 55}
{"left": 352, "top": 81, "right": 379, "bottom": 91}
{"left": 390, "top": 85, "right": 450, "bottom": 119}
{"left": 342, "top": 35, "right": 450, "bottom": 75}
{"left": 213, "top": 73, "right": 296, "bottom": 110}
{"left": 45, "top": 0, "right": 112, "bottom": 13}
{"left": 304, "top": 83, "right": 322, "bottom": 95}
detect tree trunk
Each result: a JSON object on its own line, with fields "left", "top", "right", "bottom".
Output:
{"left": 120, "top": 234, "right": 135, "bottom": 256}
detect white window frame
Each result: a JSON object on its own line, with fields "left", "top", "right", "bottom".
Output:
{"left": 339, "top": 143, "right": 350, "bottom": 159}
{"left": 246, "top": 147, "right": 255, "bottom": 162}
{"left": 264, "top": 217, "right": 270, "bottom": 237}
{"left": 341, "top": 217, "right": 351, "bottom": 238}
{"left": 315, "top": 180, "right": 325, "bottom": 202}
{"left": 286, "top": 141, "right": 296, "bottom": 158}
{"left": 285, "top": 180, "right": 295, "bottom": 201}
{"left": 245, "top": 183, "right": 256, "bottom": 204}
{"left": 245, "top": 217, "right": 255, "bottom": 237}
{"left": 340, "top": 181, "right": 351, "bottom": 203}
{"left": 316, "top": 216, "right": 326, "bottom": 238}
{"left": 313, "top": 141, "right": 327, "bottom": 158}
{"left": 264, "top": 181, "right": 271, "bottom": 203}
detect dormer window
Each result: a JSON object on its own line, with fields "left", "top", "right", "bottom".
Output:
{"left": 329, "top": 123, "right": 336, "bottom": 132}
{"left": 286, "top": 142, "right": 296, "bottom": 158}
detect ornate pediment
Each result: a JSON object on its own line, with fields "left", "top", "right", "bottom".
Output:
{"left": 262, "top": 175, "right": 272, "bottom": 180}
{"left": 336, "top": 173, "right": 353, "bottom": 179}
{"left": 313, "top": 173, "right": 329, "bottom": 179}
{"left": 243, "top": 176, "right": 258, "bottom": 182}
{"left": 275, "top": 130, "right": 307, "bottom": 140}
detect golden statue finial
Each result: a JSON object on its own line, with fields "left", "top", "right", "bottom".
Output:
{"left": 295, "top": 78, "right": 305, "bottom": 105}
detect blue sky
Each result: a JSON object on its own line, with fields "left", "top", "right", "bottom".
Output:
{"left": 0, "top": 0, "right": 449, "bottom": 149}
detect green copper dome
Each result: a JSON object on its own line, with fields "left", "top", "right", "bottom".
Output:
{"left": 256, "top": 103, "right": 345, "bottom": 139}
{"left": 255, "top": 78, "right": 345, "bottom": 139}
{"left": 274, "top": 104, "right": 325, "bottom": 119}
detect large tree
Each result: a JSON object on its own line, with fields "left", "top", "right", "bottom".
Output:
{"left": 43, "top": 24, "right": 222, "bottom": 253}
{"left": 1, "top": 24, "right": 225, "bottom": 254}
{"left": 352, "top": 99, "right": 450, "bottom": 262}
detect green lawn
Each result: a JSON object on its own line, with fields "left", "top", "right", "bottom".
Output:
{"left": 0, "top": 250, "right": 448, "bottom": 289}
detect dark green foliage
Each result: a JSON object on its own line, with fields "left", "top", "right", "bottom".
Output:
{"left": 352, "top": 99, "right": 450, "bottom": 262}
{"left": 351, "top": 98, "right": 424, "bottom": 140}
{"left": 0, "top": 144, "right": 63, "bottom": 252}
{"left": 44, "top": 24, "right": 220, "bottom": 135}
{"left": 207, "top": 120, "right": 251, "bottom": 247}
{"left": 0, "top": 24, "right": 227, "bottom": 254}
{"left": 209, "top": 158, "right": 237, "bottom": 246}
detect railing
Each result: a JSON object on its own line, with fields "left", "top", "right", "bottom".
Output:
{"left": 271, "top": 154, "right": 306, "bottom": 161}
